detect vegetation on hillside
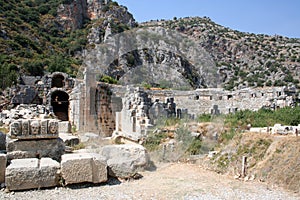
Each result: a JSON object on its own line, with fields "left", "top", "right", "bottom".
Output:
{"left": 0, "top": 0, "right": 86, "bottom": 88}
{"left": 1, "top": 1, "right": 300, "bottom": 92}
{"left": 142, "top": 17, "right": 300, "bottom": 90}
{"left": 143, "top": 107, "right": 300, "bottom": 193}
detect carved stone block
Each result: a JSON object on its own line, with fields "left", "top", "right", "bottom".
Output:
{"left": 9, "top": 120, "right": 22, "bottom": 137}
{"left": 8, "top": 119, "right": 59, "bottom": 140}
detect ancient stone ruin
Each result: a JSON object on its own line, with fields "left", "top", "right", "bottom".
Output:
{"left": 1, "top": 117, "right": 149, "bottom": 191}
{"left": 0, "top": 71, "right": 299, "bottom": 191}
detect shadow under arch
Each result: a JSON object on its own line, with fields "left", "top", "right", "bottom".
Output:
{"left": 51, "top": 90, "right": 69, "bottom": 121}
{"left": 51, "top": 73, "right": 66, "bottom": 88}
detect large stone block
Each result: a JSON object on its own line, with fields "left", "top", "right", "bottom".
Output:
{"left": 61, "top": 153, "right": 107, "bottom": 185}
{"left": 0, "top": 154, "right": 6, "bottom": 183}
{"left": 5, "top": 158, "right": 60, "bottom": 191}
{"left": 6, "top": 138, "right": 65, "bottom": 162}
{"left": 99, "top": 144, "right": 149, "bottom": 178}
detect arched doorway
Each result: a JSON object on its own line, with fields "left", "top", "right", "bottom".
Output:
{"left": 51, "top": 74, "right": 65, "bottom": 88}
{"left": 51, "top": 91, "right": 69, "bottom": 121}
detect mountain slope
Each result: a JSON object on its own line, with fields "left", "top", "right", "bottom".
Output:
{"left": 141, "top": 17, "right": 300, "bottom": 90}
{"left": 0, "top": 0, "right": 299, "bottom": 91}
{"left": 0, "top": 0, "right": 135, "bottom": 89}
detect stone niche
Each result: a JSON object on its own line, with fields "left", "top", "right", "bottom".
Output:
{"left": 9, "top": 119, "right": 59, "bottom": 140}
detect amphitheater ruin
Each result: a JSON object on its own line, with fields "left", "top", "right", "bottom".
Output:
{"left": 0, "top": 71, "right": 298, "bottom": 191}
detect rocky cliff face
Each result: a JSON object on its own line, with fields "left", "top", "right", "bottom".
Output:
{"left": 57, "top": 0, "right": 136, "bottom": 31}
{"left": 83, "top": 27, "right": 219, "bottom": 89}
{"left": 141, "top": 17, "right": 300, "bottom": 90}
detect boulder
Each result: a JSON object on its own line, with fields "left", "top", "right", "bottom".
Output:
{"left": 0, "top": 154, "right": 6, "bottom": 183}
{"left": 61, "top": 153, "right": 107, "bottom": 185}
{"left": 99, "top": 144, "right": 149, "bottom": 178}
{"left": 5, "top": 158, "right": 60, "bottom": 191}
{"left": 6, "top": 138, "right": 65, "bottom": 162}
{"left": 0, "top": 132, "right": 6, "bottom": 151}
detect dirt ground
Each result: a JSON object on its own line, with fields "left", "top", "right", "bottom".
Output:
{"left": 2, "top": 162, "right": 299, "bottom": 200}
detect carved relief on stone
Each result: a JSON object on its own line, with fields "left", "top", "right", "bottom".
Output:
{"left": 30, "top": 120, "right": 40, "bottom": 135}
{"left": 40, "top": 120, "right": 48, "bottom": 135}
{"left": 22, "top": 120, "right": 30, "bottom": 136}
{"left": 48, "top": 120, "right": 58, "bottom": 135}
{"left": 10, "top": 120, "right": 22, "bottom": 137}
{"left": 8, "top": 119, "right": 59, "bottom": 140}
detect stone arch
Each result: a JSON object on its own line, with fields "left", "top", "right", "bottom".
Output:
{"left": 51, "top": 90, "right": 69, "bottom": 121}
{"left": 51, "top": 73, "right": 65, "bottom": 88}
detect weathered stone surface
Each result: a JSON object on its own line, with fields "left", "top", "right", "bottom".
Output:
{"left": 99, "top": 144, "right": 149, "bottom": 178}
{"left": 0, "top": 154, "right": 6, "bottom": 183}
{"left": 0, "top": 132, "right": 6, "bottom": 151}
{"left": 8, "top": 119, "right": 59, "bottom": 140}
{"left": 5, "top": 158, "right": 60, "bottom": 191}
{"left": 6, "top": 138, "right": 65, "bottom": 162}
{"left": 61, "top": 153, "right": 107, "bottom": 185}
{"left": 59, "top": 133, "right": 80, "bottom": 146}
{"left": 58, "top": 121, "right": 71, "bottom": 133}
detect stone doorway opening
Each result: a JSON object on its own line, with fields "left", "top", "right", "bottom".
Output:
{"left": 51, "top": 90, "right": 69, "bottom": 121}
{"left": 51, "top": 74, "right": 65, "bottom": 88}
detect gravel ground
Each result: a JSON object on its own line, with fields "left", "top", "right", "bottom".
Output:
{"left": 1, "top": 163, "right": 299, "bottom": 200}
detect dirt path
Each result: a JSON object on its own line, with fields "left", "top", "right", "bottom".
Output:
{"left": 1, "top": 163, "right": 299, "bottom": 200}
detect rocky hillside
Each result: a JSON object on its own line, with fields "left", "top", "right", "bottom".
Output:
{"left": 141, "top": 17, "right": 300, "bottom": 90}
{"left": 0, "top": 0, "right": 135, "bottom": 89}
{"left": 0, "top": 0, "right": 299, "bottom": 90}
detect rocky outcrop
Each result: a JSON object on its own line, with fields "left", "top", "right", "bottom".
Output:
{"left": 142, "top": 17, "right": 300, "bottom": 90}
{"left": 56, "top": 0, "right": 89, "bottom": 30}
{"left": 57, "top": 0, "right": 136, "bottom": 31}
{"left": 84, "top": 26, "right": 218, "bottom": 89}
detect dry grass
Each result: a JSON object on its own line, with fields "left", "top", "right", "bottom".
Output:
{"left": 207, "top": 132, "right": 300, "bottom": 193}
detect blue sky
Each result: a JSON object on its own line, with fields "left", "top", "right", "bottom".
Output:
{"left": 116, "top": 0, "right": 300, "bottom": 38}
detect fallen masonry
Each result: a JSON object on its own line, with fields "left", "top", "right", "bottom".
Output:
{"left": 1, "top": 118, "right": 150, "bottom": 191}
{"left": 5, "top": 158, "right": 60, "bottom": 191}
{"left": 61, "top": 153, "right": 107, "bottom": 185}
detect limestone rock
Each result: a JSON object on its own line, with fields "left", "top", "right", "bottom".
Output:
{"left": 61, "top": 153, "right": 107, "bottom": 185}
{"left": 8, "top": 119, "right": 59, "bottom": 140}
{"left": 6, "top": 138, "right": 65, "bottom": 162}
{"left": 5, "top": 158, "right": 60, "bottom": 191}
{"left": 59, "top": 133, "right": 80, "bottom": 146}
{"left": 0, "top": 132, "right": 5, "bottom": 151}
{"left": 99, "top": 144, "right": 149, "bottom": 178}
{"left": 58, "top": 121, "right": 71, "bottom": 133}
{"left": 0, "top": 154, "right": 6, "bottom": 183}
